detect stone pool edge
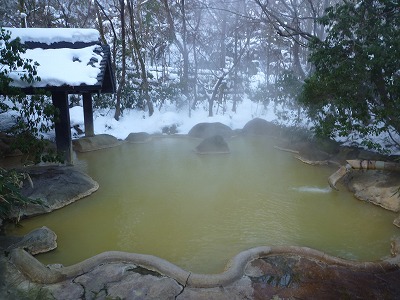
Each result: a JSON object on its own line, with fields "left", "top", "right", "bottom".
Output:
{"left": 9, "top": 245, "right": 400, "bottom": 289}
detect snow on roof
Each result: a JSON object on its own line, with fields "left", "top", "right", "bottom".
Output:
{"left": 10, "top": 46, "right": 103, "bottom": 87}
{"left": 4, "top": 27, "right": 100, "bottom": 44}
{"left": 2, "top": 27, "right": 106, "bottom": 89}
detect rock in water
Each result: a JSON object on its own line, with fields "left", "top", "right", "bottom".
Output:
{"left": 12, "top": 166, "right": 99, "bottom": 219}
{"left": 242, "top": 118, "right": 283, "bottom": 136}
{"left": 73, "top": 134, "right": 121, "bottom": 152}
{"left": 125, "top": 132, "right": 151, "bottom": 143}
{"left": 188, "top": 122, "right": 234, "bottom": 139}
{"left": 195, "top": 135, "right": 230, "bottom": 154}
{"left": 346, "top": 170, "right": 400, "bottom": 212}
{"left": 7, "top": 226, "right": 57, "bottom": 255}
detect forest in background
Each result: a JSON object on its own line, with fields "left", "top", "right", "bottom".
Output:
{"left": 0, "top": 0, "right": 399, "bottom": 152}
{"left": 0, "top": 0, "right": 332, "bottom": 117}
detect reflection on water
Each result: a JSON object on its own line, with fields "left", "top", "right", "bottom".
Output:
{"left": 6, "top": 136, "right": 399, "bottom": 274}
{"left": 292, "top": 186, "right": 332, "bottom": 193}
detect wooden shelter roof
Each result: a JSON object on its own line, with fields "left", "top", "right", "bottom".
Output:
{"left": 1, "top": 28, "right": 115, "bottom": 95}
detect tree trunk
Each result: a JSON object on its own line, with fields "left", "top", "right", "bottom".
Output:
{"left": 18, "top": 0, "right": 26, "bottom": 27}
{"left": 162, "top": 0, "right": 189, "bottom": 101}
{"left": 209, "top": 74, "right": 226, "bottom": 117}
{"left": 180, "top": 0, "right": 190, "bottom": 116}
{"left": 191, "top": 10, "right": 202, "bottom": 111}
{"left": 127, "top": 0, "right": 153, "bottom": 116}
{"left": 292, "top": 40, "right": 305, "bottom": 79}
{"left": 219, "top": 11, "right": 227, "bottom": 69}
{"left": 210, "top": 34, "right": 250, "bottom": 117}
{"left": 94, "top": 0, "right": 118, "bottom": 82}
{"left": 232, "top": 18, "right": 239, "bottom": 112}
{"left": 192, "top": 42, "right": 199, "bottom": 111}
{"left": 94, "top": 3, "right": 106, "bottom": 44}
{"left": 114, "top": 0, "right": 126, "bottom": 121}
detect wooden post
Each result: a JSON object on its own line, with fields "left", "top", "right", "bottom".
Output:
{"left": 82, "top": 92, "right": 95, "bottom": 137}
{"left": 52, "top": 91, "right": 72, "bottom": 165}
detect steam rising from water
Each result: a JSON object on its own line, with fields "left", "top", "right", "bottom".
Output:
{"left": 7, "top": 137, "right": 398, "bottom": 274}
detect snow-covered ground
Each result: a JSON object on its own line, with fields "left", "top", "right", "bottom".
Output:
{"left": 70, "top": 98, "right": 285, "bottom": 139}
{"left": 68, "top": 97, "right": 400, "bottom": 155}
{"left": 1, "top": 96, "right": 399, "bottom": 155}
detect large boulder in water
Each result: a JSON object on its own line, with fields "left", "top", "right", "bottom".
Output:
{"left": 4, "top": 226, "right": 57, "bottom": 255}
{"left": 345, "top": 170, "right": 400, "bottom": 212}
{"left": 10, "top": 166, "right": 99, "bottom": 219}
{"left": 125, "top": 132, "right": 151, "bottom": 143}
{"left": 195, "top": 135, "right": 230, "bottom": 154}
{"left": 242, "top": 118, "right": 283, "bottom": 136}
{"left": 188, "top": 122, "right": 234, "bottom": 139}
{"left": 73, "top": 134, "right": 121, "bottom": 152}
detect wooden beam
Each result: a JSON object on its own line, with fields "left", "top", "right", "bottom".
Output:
{"left": 82, "top": 92, "right": 94, "bottom": 137}
{"left": 52, "top": 91, "right": 72, "bottom": 164}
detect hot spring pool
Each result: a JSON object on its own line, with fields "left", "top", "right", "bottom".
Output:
{"left": 7, "top": 136, "right": 399, "bottom": 274}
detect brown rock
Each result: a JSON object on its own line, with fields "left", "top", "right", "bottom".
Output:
{"left": 242, "top": 118, "right": 283, "bottom": 136}
{"left": 188, "top": 122, "right": 234, "bottom": 139}
{"left": 195, "top": 135, "right": 230, "bottom": 154}
{"left": 6, "top": 226, "right": 57, "bottom": 255}
{"left": 125, "top": 132, "right": 151, "bottom": 143}
{"left": 346, "top": 170, "right": 400, "bottom": 212}
{"left": 394, "top": 215, "right": 400, "bottom": 228}
{"left": 11, "top": 166, "right": 99, "bottom": 218}
{"left": 72, "top": 134, "right": 121, "bottom": 152}
{"left": 391, "top": 237, "right": 400, "bottom": 257}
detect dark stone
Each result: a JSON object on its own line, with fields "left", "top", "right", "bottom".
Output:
{"left": 72, "top": 124, "right": 84, "bottom": 135}
{"left": 195, "top": 135, "right": 230, "bottom": 154}
{"left": 251, "top": 255, "right": 400, "bottom": 299}
{"left": 74, "top": 263, "right": 181, "bottom": 300}
{"left": 5, "top": 226, "right": 57, "bottom": 255}
{"left": 125, "top": 132, "right": 151, "bottom": 143}
{"left": 188, "top": 122, "right": 234, "bottom": 139}
{"left": 162, "top": 124, "right": 178, "bottom": 135}
{"left": 9, "top": 166, "right": 99, "bottom": 219}
{"left": 242, "top": 118, "right": 283, "bottom": 136}
{"left": 72, "top": 134, "right": 121, "bottom": 152}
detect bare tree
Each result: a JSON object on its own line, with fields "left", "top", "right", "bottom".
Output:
{"left": 162, "top": 0, "right": 189, "bottom": 100}
{"left": 126, "top": 0, "right": 154, "bottom": 116}
{"left": 114, "top": 0, "right": 126, "bottom": 120}
{"left": 253, "top": 0, "right": 338, "bottom": 79}
{"left": 208, "top": 36, "right": 250, "bottom": 117}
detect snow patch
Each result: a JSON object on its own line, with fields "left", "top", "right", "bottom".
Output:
{"left": 4, "top": 27, "right": 99, "bottom": 44}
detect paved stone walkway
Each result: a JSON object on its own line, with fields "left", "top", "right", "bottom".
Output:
{"left": 1, "top": 244, "right": 399, "bottom": 299}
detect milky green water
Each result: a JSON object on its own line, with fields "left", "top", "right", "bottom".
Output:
{"left": 6, "top": 136, "right": 399, "bottom": 274}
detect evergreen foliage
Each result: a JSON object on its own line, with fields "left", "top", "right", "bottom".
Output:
{"left": 0, "top": 28, "right": 54, "bottom": 222}
{"left": 0, "top": 167, "right": 41, "bottom": 222}
{"left": 300, "top": 0, "right": 400, "bottom": 150}
{"left": 0, "top": 27, "right": 59, "bottom": 164}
